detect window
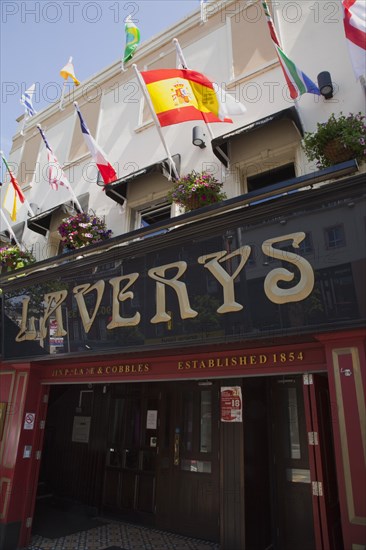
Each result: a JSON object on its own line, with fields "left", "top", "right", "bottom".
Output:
{"left": 68, "top": 99, "right": 101, "bottom": 162}
{"left": 325, "top": 225, "right": 345, "bottom": 249}
{"left": 131, "top": 202, "right": 172, "bottom": 231}
{"left": 298, "top": 233, "right": 313, "bottom": 254}
{"left": 230, "top": 3, "right": 275, "bottom": 78}
{"left": 247, "top": 163, "right": 296, "bottom": 193}
{"left": 19, "top": 133, "right": 42, "bottom": 186}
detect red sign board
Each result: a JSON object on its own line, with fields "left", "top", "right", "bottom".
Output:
{"left": 221, "top": 386, "right": 242, "bottom": 422}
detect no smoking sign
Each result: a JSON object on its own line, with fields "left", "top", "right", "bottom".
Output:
{"left": 24, "top": 413, "right": 36, "bottom": 430}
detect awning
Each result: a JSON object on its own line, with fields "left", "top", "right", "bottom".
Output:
{"left": 105, "top": 154, "right": 181, "bottom": 206}
{"left": 211, "top": 107, "right": 304, "bottom": 167}
{"left": 0, "top": 222, "right": 25, "bottom": 244}
{"left": 27, "top": 194, "right": 89, "bottom": 236}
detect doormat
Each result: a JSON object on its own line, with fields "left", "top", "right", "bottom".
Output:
{"left": 32, "top": 498, "right": 107, "bottom": 539}
{"left": 101, "top": 547, "right": 128, "bottom": 550}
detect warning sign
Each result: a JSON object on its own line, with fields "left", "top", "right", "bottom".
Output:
{"left": 220, "top": 387, "right": 242, "bottom": 422}
{"left": 24, "top": 412, "right": 35, "bottom": 430}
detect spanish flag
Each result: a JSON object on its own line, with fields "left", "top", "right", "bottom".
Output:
{"left": 141, "top": 69, "right": 246, "bottom": 127}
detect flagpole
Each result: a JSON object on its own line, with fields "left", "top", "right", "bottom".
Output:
{"left": 0, "top": 151, "right": 35, "bottom": 218}
{"left": 59, "top": 56, "right": 73, "bottom": 111}
{"left": 0, "top": 208, "right": 21, "bottom": 248}
{"left": 132, "top": 64, "right": 179, "bottom": 180}
{"left": 172, "top": 38, "right": 215, "bottom": 140}
{"left": 19, "top": 110, "right": 29, "bottom": 136}
{"left": 200, "top": 0, "right": 208, "bottom": 24}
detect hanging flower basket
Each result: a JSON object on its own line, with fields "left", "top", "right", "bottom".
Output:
{"left": 0, "top": 245, "right": 35, "bottom": 272}
{"left": 167, "top": 170, "right": 227, "bottom": 212}
{"left": 57, "top": 211, "right": 112, "bottom": 251}
{"left": 303, "top": 112, "right": 366, "bottom": 169}
{"left": 322, "top": 139, "right": 354, "bottom": 164}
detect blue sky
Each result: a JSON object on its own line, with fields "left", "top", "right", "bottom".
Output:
{"left": 0, "top": 0, "right": 199, "bottom": 167}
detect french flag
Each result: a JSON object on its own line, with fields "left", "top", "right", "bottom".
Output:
{"left": 74, "top": 102, "right": 117, "bottom": 185}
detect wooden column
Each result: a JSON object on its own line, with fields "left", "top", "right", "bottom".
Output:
{"left": 219, "top": 380, "right": 245, "bottom": 549}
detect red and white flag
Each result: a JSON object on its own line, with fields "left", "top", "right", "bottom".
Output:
{"left": 342, "top": 0, "right": 366, "bottom": 80}
{"left": 74, "top": 103, "right": 117, "bottom": 185}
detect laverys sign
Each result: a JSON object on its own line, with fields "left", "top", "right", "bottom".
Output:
{"left": 16, "top": 232, "right": 313, "bottom": 343}
{"left": 4, "top": 231, "right": 316, "bottom": 359}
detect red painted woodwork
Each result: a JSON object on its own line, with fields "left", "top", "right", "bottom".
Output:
{"left": 317, "top": 332, "right": 366, "bottom": 549}
{"left": 31, "top": 342, "right": 326, "bottom": 385}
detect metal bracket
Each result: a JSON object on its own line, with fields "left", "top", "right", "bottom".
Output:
{"left": 312, "top": 481, "right": 323, "bottom": 496}
{"left": 303, "top": 374, "right": 313, "bottom": 385}
{"left": 308, "top": 432, "right": 319, "bottom": 446}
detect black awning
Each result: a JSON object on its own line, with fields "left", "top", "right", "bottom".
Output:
{"left": 27, "top": 194, "right": 89, "bottom": 236}
{"left": 105, "top": 154, "right": 181, "bottom": 206}
{"left": 0, "top": 221, "right": 25, "bottom": 245}
{"left": 211, "top": 107, "right": 304, "bottom": 167}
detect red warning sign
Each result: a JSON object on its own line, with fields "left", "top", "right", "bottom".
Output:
{"left": 220, "top": 387, "right": 242, "bottom": 422}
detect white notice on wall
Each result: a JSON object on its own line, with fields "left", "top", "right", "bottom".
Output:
{"left": 72, "top": 416, "right": 91, "bottom": 443}
{"left": 146, "top": 410, "right": 158, "bottom": 430}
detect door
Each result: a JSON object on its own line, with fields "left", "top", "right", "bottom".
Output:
{"left": 103, "top": 384, "right": 159, "bottom": 521}
{"left": 270, "top": 376, "right": 316, "bottom": 550}
{"left": 303, "top": 373, "right": 343, "bottom": 550}
{"left": 156, "top": 381, "right": 220, "bottom": 541}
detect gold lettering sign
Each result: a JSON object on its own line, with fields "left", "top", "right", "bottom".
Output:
{"left": 51, "top": 363, "right": 150, "bottom": 378}
{"left": 15, "top": 232, "right": 315, "bottom": 343}
{"left": 177, "top": 351, "right": 304, "bottom": 370}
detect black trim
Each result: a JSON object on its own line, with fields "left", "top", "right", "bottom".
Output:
{"left": 211, "top": 107, "right": 304, "bottom": 166}
{"left": 105, "top": 154, "right": 181, "bottom": 206}
{"left": 27, "top": 194, "right": 89, "bottom": 236}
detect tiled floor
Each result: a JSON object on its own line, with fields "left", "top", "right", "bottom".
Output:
{"left": 24, "top": 520, "right": 220, "bottom": 550}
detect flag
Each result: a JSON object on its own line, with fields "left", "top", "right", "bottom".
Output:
{"left": 1, "top": 153, "right": 25, "bottom": 221}
{"left": 74, "top": 103, "right": 117, "bottom": 185}
{"left": 60, "top": 57, "right": 80, "bottom": 86}
{"left": 123, "top": 15, "right": 140, "bottom": 63}
{"left": 37, "top": 126, "right": 71, "bottom": 191}
{"left": 20, "top": 84, "right": 37, "bottom": 117}
{"left": 274, "top": 44, "right": 320, "bottom": 99}
{"left": 140, "top": 68, "right": 246, "bottom": 127}
{"left": 342, "top": 0, "right": 366, "bottom": 80}
{"left": 262, "top": 1, "right": 320, "bottom": 99}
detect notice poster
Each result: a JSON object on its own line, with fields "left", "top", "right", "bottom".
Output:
{"left": 220, "top": 386, "right": 242, "bottom": 422}
{"left": 72, "top": 416, "right": 91, "bottom": 443}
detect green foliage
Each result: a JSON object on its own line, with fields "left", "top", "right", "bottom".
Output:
{"left": 167, "top": 170, "right": 227, "bottom": 211}
{"left": 303, "top": 112, "right": 366, "bottom": 169}
{"left": 0, "top": 245, "right": 35, "bottom": 272}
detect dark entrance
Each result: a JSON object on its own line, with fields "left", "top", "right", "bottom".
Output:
{"left": 33, "top": 374, "right": 339, "bottom": 548}
{"left": 243, "top": 375, "right": 341, "bottom": 550}
{"left": 156, "top": 381, "right": 220, "bottom": 541}
{"left": 270, "top": 376, "right": 315, "bottom": 550}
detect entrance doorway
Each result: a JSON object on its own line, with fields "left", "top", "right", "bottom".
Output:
{"left": 243, "top": 374, "right": 341, "bottom": 550}
{"left": 102, "top": 381, "right": 220, "bottom": 541}
{"left": 156, "top": 381, "right": 220, "bottom": 541}
{"left": 32, "top": 374, "right": 340, "bottom": 548}
{"left": 270, "top": 376, "right": 315, "bottom": 549}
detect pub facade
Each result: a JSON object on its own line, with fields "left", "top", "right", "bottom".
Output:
{"left": 1, "top": 1, "right": 365, "bottom": 549}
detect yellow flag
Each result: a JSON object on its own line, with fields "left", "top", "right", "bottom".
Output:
{"left": 60, "top": 57, "right": 80, "bottom": 86}
{"left": 3, "top": 183, "right": 18, "bottom": 222}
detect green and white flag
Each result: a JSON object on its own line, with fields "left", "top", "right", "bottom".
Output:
{"left": 123, "top": 15, "right": 140, "bottom": 65}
